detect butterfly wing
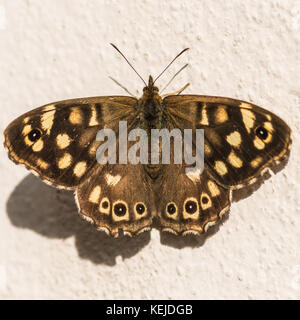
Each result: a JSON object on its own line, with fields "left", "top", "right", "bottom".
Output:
{"left": 164, "top": 95, "right": 292, "bottom": 189}
{"left": 76, "top": 163, "right": 155, "bottom": 237}
{"left": 155, "top": 165, "right": 230, "bottom": 235}
{"left": 4, "top": 96, "right": 137, "bottom": 189}
{"left": 4, "top": 96, "right": 156, "bottom": 236}
{"left": 154, "top": 94, "right": 292, "bottom": 235}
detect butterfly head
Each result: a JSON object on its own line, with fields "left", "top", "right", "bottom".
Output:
{"left": 145, "top": 75, "right": 159, "bottom": 91}
{"left": 142, "top": 76, "right": 159, "bottom": 97}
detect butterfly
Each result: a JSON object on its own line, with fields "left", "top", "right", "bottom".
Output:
{"left": 3, "top": 46, "right": 292, "bottom": 237}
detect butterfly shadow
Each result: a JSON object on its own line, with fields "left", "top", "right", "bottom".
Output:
{"left": 6, "top": 174, "right": 150, "bottom": 266}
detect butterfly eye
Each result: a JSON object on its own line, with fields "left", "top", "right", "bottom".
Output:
{"left": 28, "top": 129, "right": 42, "bottom": 142}
{"left": 185, "top": 200, "right": 198, "bottom": 214}
{"left": 166, "top": 202, "right": 177, "bottom": 215}
{"left": 136, "top": 203, "right": 145, "bottom": 215}
{"left": 255, "top": 126, "right": 269, "bottom": 140}
{"left": 113, "top": 202, "right": 127, "bottom": 217}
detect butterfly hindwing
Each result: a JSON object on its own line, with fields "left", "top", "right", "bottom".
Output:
{"left": 76, "top": 164, "right": 154, "bottom": 237}
{"left": 155, "top": 165, "right": 230, "bottom": 235}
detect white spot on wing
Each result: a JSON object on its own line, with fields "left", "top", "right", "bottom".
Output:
{"left": 89, "top": 105, "right": 100, "bottom": 126}
{"left": 105, "top": 173, "right": 121, "bottom": 186}
{"left": 186, "top": 169, "right": 201, "bottom": 183}
{"left": 89, "top": 186, "right": 101, "bottom": 204}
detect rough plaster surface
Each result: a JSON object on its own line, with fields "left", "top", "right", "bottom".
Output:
{"left": 0, "top": 0, "right": 300, "bottom": 300}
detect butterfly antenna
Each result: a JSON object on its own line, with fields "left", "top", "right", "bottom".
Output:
{"left": 110, "top": 43, "right": 147, "bottom": 86}
{"left": 153, "top": 48, "right": 189, "bottom": 84}
{"left": 160, "top": 63, "right": 189, "bottom": 94}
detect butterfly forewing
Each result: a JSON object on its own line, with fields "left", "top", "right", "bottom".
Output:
{"left": 4, "top": 96, "right": 137, "bottom": 189}
{"left": 164, "top": 95, "right": 292, "bottom": 189}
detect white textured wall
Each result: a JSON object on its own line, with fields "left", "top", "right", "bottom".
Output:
{"left": 0, "top": 0, "right": 300, "bottom": 299}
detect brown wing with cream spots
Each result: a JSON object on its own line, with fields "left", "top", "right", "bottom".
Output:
{"left": 164, "top": 95, "right": 292, "bottom": 189}
{"left": 75, "top": 164, "right": 154, "bottom": 237}
{"left": 4, "top": 96, "right": 137, "bottom": 189}
{"left": 155, "top": 166, "right": 230, "bottom": 235}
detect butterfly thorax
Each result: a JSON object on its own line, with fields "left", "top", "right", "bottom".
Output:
{"left": 138, "top": 76, "right": 163, "bottom": 131}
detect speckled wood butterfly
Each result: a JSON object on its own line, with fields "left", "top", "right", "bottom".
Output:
{"left": 3, "top": 47, "right": 292, "bottom": 237}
